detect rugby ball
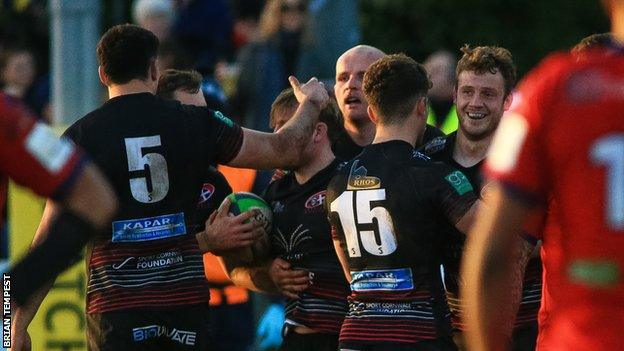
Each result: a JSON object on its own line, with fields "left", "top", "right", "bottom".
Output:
{"left": 219, "top": 192, "right": 272, "bottom": 265}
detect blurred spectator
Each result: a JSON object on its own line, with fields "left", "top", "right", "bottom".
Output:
{"left": 172, "top": 0, "right": 234, "bottom": 75}
{"left": 230, "top": 0, "right": 265, "bottom": 50}
{"left": 233, "top": 0, "right": 326, "bottom": 131}
{"left": 424, "top": 50, "right": 459, "bottom": 134}
{"left": 0, "top": 46, "right": 50, "bottom": 123}
{"left": 307, "top": 0, "right": 360, "bottom": 81}
{"left": 132, "top": 0, "right": 176, "bottom": 42}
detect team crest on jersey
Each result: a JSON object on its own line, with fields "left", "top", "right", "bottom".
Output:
{"left": 347, "top": 160, "right": 380, "bottom": 190}
{"left": 305, "top": 190, "right": 326, "bottom": 209}
{"left": 197, "top": 183, "right": 215, "bottom": 205}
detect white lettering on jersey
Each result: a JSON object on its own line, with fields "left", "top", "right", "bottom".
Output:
{"left": 487, "top": 112, "right": 528, "bottom": 173}
{"left": 25, "top": 123, "right": 74, "bottom": 174}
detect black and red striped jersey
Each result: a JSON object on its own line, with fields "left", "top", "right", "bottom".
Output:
{"left": 326, "top": 140, "right": 477, "bottom": 347}
{"left": 421, "top": 132, "right": 542, "bottom": 330}
{"left": 263, "top": 158, "right": 349, "bottom": 334}
{"left": 64, "top": 93, "right": 243, "bottom": 313}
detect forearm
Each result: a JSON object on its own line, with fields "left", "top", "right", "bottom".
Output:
{"left": 229, "top": 266, "right": 279, "bottom": 294}
{"left": 462, "top": 185, "right": 532, "bottom": 351}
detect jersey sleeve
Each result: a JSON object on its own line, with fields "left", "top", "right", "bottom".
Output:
{"left": 187, "top": 106, "right": 244, "bottom": 165}
{"left": 426, "top": 164, "right": 478, "bottom": 225}
{"left": 0, "top": 98, "right": 85, "bottom": 200}
{"left": 484, "top": 55, "right": 565, "bottom": 203}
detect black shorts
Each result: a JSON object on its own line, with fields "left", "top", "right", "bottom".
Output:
{"left": 511, "top": 322, "right": 538, "bottom": 351}
{"left": 339, "top": 337, "right": 458, "bottom": 351}
{"left": 87, "top": 303, "right": 211, "bottom": 351}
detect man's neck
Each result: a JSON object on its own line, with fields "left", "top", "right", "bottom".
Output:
{"left": 108, "top": 80, "right": 155, "bottom": 99}
{"left": 294, "top": 145, "right": 335, "bottom": 185}
{"left": 372, "top": 120, "right": 422, "bottom": 147}
{"left": 344, "top": 119, "right": 375, "bottom": 147}
{"left": 453, "top": 130, "right": 492, "bottom": 168}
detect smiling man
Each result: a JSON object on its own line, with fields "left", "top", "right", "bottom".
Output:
{"left": 421, "top": 45, "right": 542, "bottom": 350}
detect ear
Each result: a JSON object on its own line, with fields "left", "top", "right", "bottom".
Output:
{"left": 452, "top": 85, "right": 458, "bottom": 104}
{"left": 314, "top": 122, "right": 328, "bottom": 143}
{"left": 417, "top": 97, "right": 428, "bottom": 119}
{"left": 503, "top": 92, "right": 514, "bottom": 111}
{"left": 150, "top": 59, "right": 159, "bottom": 82}
{"left": 98, "top": 66, "right": 109, "bottom": 86}
{"left": 368, "top": 105, "right": 379, "bottom": 125}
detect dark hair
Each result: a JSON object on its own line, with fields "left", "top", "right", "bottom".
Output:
{"left": 96, "top": 24, "right": 159, "bottom": 84}
{"left": 270, "top": 88, "right": 344, "bottom": 143}
{"left": 572, "top": 33, "right": 612, "bottom": 53}
{"left": 363, "top": 54, "right": 431, "bottom": 124}
{"left": 156, "top": 69, "right": 202, "bottom": 99}
{"left": 456, "top": 45, "right": 517, "bottom": 96}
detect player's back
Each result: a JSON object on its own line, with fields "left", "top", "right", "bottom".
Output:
{"left": 327, "top": 140, "right": 476, "bottom": 347}
{"left": 494, "top": 46, "right": 624, "bottom": 350}
{"left": 64, "top": 92, "right": 243, "bottom": 313}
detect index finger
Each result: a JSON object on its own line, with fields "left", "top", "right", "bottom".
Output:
{"left": 217, "top": 198, "right": 231, "bottom": 218}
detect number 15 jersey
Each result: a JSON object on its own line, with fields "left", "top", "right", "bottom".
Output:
{"left": 326, "top": 140, "right": 477, "bottom": 346}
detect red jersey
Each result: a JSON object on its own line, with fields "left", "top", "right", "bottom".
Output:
{"left": 485, "top": 46, "right": 624, "bottom": 351}
{"left": 0, "top": 93, "right": 84, "bottom": 227}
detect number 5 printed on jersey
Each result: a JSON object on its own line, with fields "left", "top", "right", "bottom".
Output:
{"left": 330, "top": 189, "right": 397, "bottom": 257}
{"left": 125, "top": 135, "right": 170, "bottom": 203}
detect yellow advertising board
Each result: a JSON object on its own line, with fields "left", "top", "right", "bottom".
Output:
{"left": 6, "top": 183, "right": 87, "bottom": 351}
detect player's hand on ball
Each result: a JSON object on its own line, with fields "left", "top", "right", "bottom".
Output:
{"left": 289, "top": 76, "right": 329, "bottom": 109}
{"left": 268, "top": 258, "right": 312, "bottom": 300}
{"left": 199, "top": 198, "right": 265, "bottom": 254}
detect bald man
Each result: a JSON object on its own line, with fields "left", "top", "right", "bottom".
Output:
{"left": 332, "top": 45, "right": 444, "bottom": 159}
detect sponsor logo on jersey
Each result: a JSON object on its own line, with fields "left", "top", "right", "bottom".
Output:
{"left": 445, "top": 171, "right": 473, "bottom": 195}
{"left": 347, "top": 160, "right": 380, "bottom": 190}
{"left": 273, "top": 224, "right": 312, "bottom": 261}
{"left": 213, "top": 111, "right": 234, "bottom": 128}
{"left": 350, "top": 268, "right": 414, "bottom": 291}
{"left": 112, "top": 251, "right": 184, "bottom": 270}
{"left": 112, "top": 212, "right": 186, "bottom": 242}
{"left": 25, "top": 123, "right": 75, "bottom": 173}
{"left": 305, "top": 190, "right": 326, "bottom": 209}
{"left": 568, "top": 259, "right": 620, "bottom": 287}
{"left": 132, "top": 325, "right": 196, "bottom": 346}
{"left": 197, "top": 183, "right": 215, "bottom": 205}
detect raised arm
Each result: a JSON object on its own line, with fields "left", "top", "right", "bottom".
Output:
{"left": 227, "top": 77, "right": 329, "bottom": 170}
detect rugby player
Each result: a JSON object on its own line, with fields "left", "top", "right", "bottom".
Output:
{"left": 421, "top": 45, "right": 541, "bottom": 350}
{"left": 327, "top": 54, "right": 480, "bottom": 351}
{"left": 12, "top": 23, "right": 328, "bottom": 351}
{"left": 332, "top": 45, "right": 444, "bottom": 160}
{"left": 462, "top": 1, "right": 624, "bottom": 349}
{"left": 223, "top": 88, "right": 350, "bottom": 351}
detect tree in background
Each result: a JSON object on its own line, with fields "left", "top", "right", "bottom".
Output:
{"left": 360, "top": 0, "right": 609, "bottom": 77}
